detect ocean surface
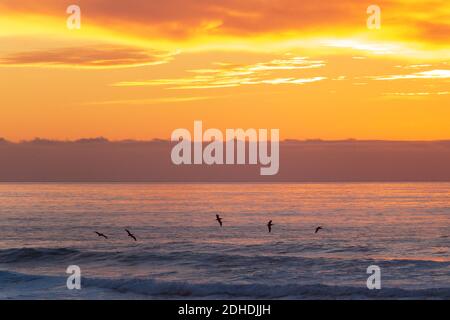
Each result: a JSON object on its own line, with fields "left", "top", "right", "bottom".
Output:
{"left": 0, "top": 183, "right": 449, "bottom": 300}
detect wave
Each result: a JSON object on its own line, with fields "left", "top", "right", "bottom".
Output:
{"left": 0, "top": 247, "right": 104, "bottom": 263}
{"left": 1, "top": 270, "right": 450, "bottom": 299}
{"left": 2, "top": 247, "right": 450, "bottom": 270}
{"left": 85, "top": 278, "right": 450, "bottom": 299}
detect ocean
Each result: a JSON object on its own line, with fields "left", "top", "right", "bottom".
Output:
{"left": 0, "top": 183, "right": 449, "bottom": 299}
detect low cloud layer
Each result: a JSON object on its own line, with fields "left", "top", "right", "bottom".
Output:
{"left": 1, "top": 139, "right": 450, "bottom": 182}
{"left": 0, "top": 45, "right": 172, "bottom": 68}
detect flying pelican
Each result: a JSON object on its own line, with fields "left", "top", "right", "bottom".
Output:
{"left": 216, "top": 214, "right": 223, "bottom": 227}
{"left": 125, "top": 229, "right": 137, "bottom": 241}
{"left": 267, "top": 220, "right": 273, "bottom": 233}
{"left": 315, "top": 226, "right": 323, "bottom": 234}
{"left": 95, "top": 231, "right": 108, "bottom": 239}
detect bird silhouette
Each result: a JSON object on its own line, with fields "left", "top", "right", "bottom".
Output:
{"left": 125, "top": 229, "right": 137, "bottom": 241}
{"left": 216, "top": 214, "right": 223, "bottom": 227}
{"left": 315, "top": 226, "right": 323, "bottom": 234}
{"left": 267, "top": 220, "right": 273, "bottom": 233}
{"left": 95, "top": 231, "right": 108, "bottom": 239}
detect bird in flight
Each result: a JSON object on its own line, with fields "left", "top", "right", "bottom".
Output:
{"left": 315, "top": 226, "right": 323, "bottom": 234}
{"left": 125, "top": 229, "right": 137, "bottom": 241}
{"left": 95, "top": 231, "right": 108, "bottom": 239}
{"left": 216, "top": 214, "right": 223, "bottom": 227}
{"left": 267, "top": 220, "right": 273, "bottom": 233}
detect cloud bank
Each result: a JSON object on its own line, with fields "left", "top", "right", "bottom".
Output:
{"left": 1, "top": 139, "right": 450, "bottom": 182}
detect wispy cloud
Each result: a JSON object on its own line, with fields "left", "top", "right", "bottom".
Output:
{"left": 373, "top": 69, "right": 450, "bottom": 80}
{"left": 83, "top": 96, "right": 216, "bottom": 105}
{"left": 394, "top": 64, "right": 433, "bottom": 69}
{"left": 0, "top": 45, "right": 174, "bottom": 69}
{"left": 113, "top": 56, "right": 327, "bottom": 89}
{"left": 383, "top": 91, "right": 450, "bottom": 97}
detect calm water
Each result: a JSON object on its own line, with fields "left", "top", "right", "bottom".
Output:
{"left": 0, "top": 183, "right": 449, "bottom": 299}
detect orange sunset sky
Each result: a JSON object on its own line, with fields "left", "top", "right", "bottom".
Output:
{"left": 0, "top": 0, "right": 449, "bottom": 141}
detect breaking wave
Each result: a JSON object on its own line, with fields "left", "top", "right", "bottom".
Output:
{"left": 2, "top": 269, "right": 450, "bottom": 299}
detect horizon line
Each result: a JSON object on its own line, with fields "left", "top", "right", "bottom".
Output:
{"left": 2, "top": 137, "right": 450, "bottom": 144}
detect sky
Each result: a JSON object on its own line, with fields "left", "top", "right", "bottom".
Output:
{"left": 0, "top": 0, "right": 449, "bottom": 141}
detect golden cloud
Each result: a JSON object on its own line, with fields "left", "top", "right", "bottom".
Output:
{"left": 0, "top": 45, "right": 173, "bottom": 69}
{"left": 113, "top": 56, "right": 327, "bottom": 89}
{"left": 374, "top": 69, "right": 450, "bottom": 80}
{"left": 1, "top": 0, "right": 449, "bottom": 47}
